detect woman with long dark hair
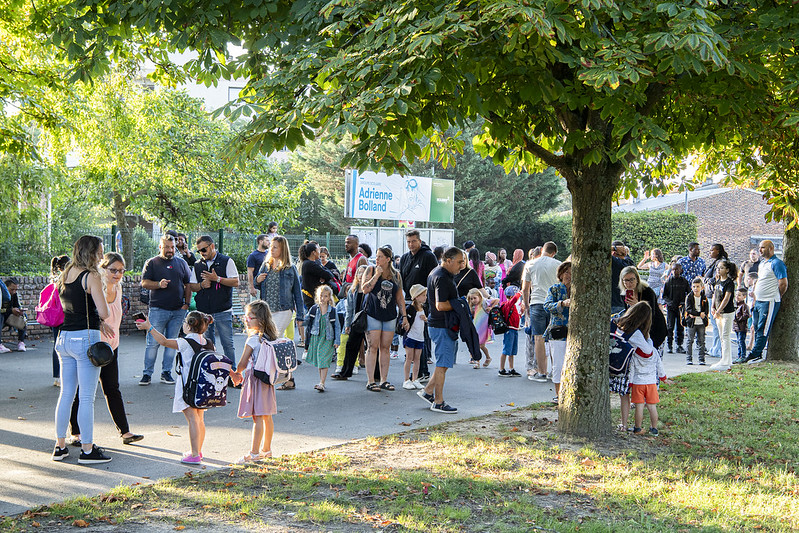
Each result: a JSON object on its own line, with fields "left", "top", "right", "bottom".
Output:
{"left": 52, "top": 235, "right": 114, "bottom": 464}
{"left": 50, "top": 255, "right": 70, "bottom": 387}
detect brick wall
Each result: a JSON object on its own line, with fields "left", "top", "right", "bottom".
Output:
{"left": 2, "top": 274, "right": 251, "bottom": 342}
{"left": 655, "top": 188, "right": 784, "bottom": 265}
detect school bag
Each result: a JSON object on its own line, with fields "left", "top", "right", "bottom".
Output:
{"left": 488, "top": 305, "right": 509, "bottom": 335}
{"left": 609, "top": 321, "right": 635, "bottom": 377}
{"left": 253, "top": 336, "right": 297, "bottom": 386}
{"left": 35, "top": 283, "right": 64, "bottom": 327}
{"left": 178, "top": 338, "right": 233, "bottom": 409}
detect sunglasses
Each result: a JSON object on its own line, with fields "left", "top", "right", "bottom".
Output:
{"left": 106, "top": 268, "right": 125, "bottom": 275}
{"left": 197, "top": 246, "right": 210, "bottom": 254}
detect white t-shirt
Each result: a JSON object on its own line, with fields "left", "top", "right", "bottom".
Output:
{"left": 522, "top": 259, "right": 537, "bottom": 283}
{"left": 754, "top": 256, "right": 787, "bottom": 302}
{"left": 188, "top": 254, "right": 240, "bottom": 313}
{"left": 407, "top": 310, "right": 426, "bottom": 342}
{"left": 525, "top": 255, "right": 562, "bottom": 305}
{"left": 173, "top": 333, "right": 211, "bottom": 413}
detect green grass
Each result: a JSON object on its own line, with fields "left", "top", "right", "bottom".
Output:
{"left": 3, "top": 362, "right": 798, "bottom": 532}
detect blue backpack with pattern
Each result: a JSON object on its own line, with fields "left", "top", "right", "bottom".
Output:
{"left": 178, "top": 338, "right": 234, "bottom": 409}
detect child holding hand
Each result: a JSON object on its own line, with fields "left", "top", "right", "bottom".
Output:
{"left": 229, "top": 300, "right": 278, "bottom": 464}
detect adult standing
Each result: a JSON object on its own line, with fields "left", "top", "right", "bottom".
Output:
{"left": 399, "top": 230, "right": 438, "bottom": 380}
{"left": 362, "top": 247, "right": 407, "bottom": 391}
{"left": 140, "top": 235, "right": 191, "bottom": 385}
{"left": 246, "top": 234, "right": 270, "bottom": 299}
{"left": 678, "top": 242, "right": 706, "bottom": 290}
{"left": 454, "top": 250, "right": 484, "bottom": 297}
{"left": 255, "top": 236, "right": 304, "bottom": 338}
{"left": 637, "top": 249, "right": 666, "bottom": 300}
{"left": 343, "top": 234, "right": 368, "bottom": 283}
{"left": 702, "top": 244, "right": 728, "bottom": 359}
{"left": 743, "top": 240, "right": 788, "bottom": 363}
{"left": 502, "top": 249, "right": 526, "bottom": 290}
{"left": 175, "top": 232, "right": 196, "bottom": 267}
{"left": 188, "top": 235, "right": 240, "bottom": 364}
{"left": 299, "top": 242, "right": 335, "bottom": 310}
{"left": 738, "top": 248, "right": 761, "bottom": 286}
{"left": 521, "top": 242, "right": 561, "bottom": 382}
{"left": 542, "top": 261, "right": 571, "bottom": 404}
{"left": 497, "top": 248, "right": 512, "bottom": 282}
{"left": 520, "top": 246, "right": 542, "bottom": 375}
{"left": 618, "top": 266, "right": 668, "bottom": 349}
{"left": 610, "top": 241, "right": 635, "bottom": 315}
{"left": 52, "top": 235, "right": 114, "bottom": 464}
{"left": 48, "top": 255, "right": 70, "bottom": 386}
{"left": 710, "top": 259, "right": 738, "bottom": 371}
{"left": 418, "top": 247, "right": 465, "bottom": 413}
{"left": 69, "top": 253, "right": 143, "bottom": 447}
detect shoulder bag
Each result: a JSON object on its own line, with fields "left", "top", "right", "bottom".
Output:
{"left": 83, "top": 272, "right": 114, "bottom": 367}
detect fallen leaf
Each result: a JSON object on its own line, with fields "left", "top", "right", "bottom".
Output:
{"left": 225, "top": 482, "right": 236, "bottom": 487}
{"left": 399, "top": 422, "right": 411, "bottom": 426}
{"left": 166, "top": 431, "right": 177, "bottom": 436}
{"left": 17, "top": 416, "right": 26, "bottom": 420}
{"left": 73, "top": 519, "right": 89, "bottom": 528}
{"left": 507, "top": 402, "right": 515, "bottom": 406}
{"left": 510, "top": 427, "right": 519, "bottom": 432}
{"left": 580, "top": 458, "right": 596, "bottom": 467}
{"left": 9, "top": 396, "right": 17, "bottom": 399}
{"left": 131, "top": 503, "right": 143, "bottom": 509}
{"left": 174, "top": 527, "right": 185, "bottom": 531}
{"left": 31, "top": 522, "right": 40, "bottom": 528}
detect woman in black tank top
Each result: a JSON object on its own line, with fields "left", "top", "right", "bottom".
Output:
{"left": 52, "top": 235, "right": 114, "bottom": 465}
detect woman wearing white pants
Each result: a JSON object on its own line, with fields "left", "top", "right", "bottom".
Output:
{"left": 542, "top": 261, "right": 572, "bottom": 405}
{"left": 711, "top": 260, "right": 738, "bottom": 371}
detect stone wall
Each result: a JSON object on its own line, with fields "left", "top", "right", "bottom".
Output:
{"left": 2, "top": 274, "right": 252, "bottom": 342}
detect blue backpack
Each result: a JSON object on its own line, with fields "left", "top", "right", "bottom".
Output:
{"left": 609, "top": 321, "right": 635, "bottom": 377}
{"left": 178, "top": 338, "right": 234, "bottom": 409}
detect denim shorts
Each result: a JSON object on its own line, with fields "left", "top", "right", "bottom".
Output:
{"left": 367, "top": 315, "right": 397, "bottom": 332}
{"left": 403, "top": 337, "right": 424, "bottom": 350}
{"left": 502, "top": 329, "right": 519, "bottom": 356}
{"left": 529, "top": 304, "right": 550, "bottom": 336}
{"left": 428, "top": 326, "right": 456, "bottom": 368}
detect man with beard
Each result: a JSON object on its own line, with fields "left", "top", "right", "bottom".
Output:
{"left": 343, "top": 234, "right": 368, "bottom": 283}
{"left": 139, "top": 235, "right": 192, "bottom": 385}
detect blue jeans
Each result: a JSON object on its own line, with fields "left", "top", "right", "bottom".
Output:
{"left": 429, "top": 326, "right": 456, "bottom": 368}
{"left": 55, "top": 329, "right": 101, "bottom": 443}
{"left": 503, "top": 329, "right": 519, "bottom": 356}
{"left": 750, "top": 300, "right": 780, "bottom": 359}
{"left": 708, "top": 312, "right": 721, "bottom": 357}
{"left": 205, "top": 310, "right": 236, "bottom": 365}
{"left": 143, "top": 307, "right": 187, "bottom": 376}
{"left": 736, "top": 330, "right": 747, "bottom": 360}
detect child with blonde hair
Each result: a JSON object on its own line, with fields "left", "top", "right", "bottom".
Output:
{"left": 229, "top": 300, "right": 278, "bottom": 463}
{"left": 303, "top": 285, "right": 341, "bottom": 392}
{"left": 467, "top": 287, "right": 499, "bottom": 368}
{"left": 402, "top": 284, "right": 428, "bottom": 389}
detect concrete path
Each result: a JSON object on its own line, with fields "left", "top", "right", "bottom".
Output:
{"left": 0, "top": 330, "right": 715, "bottom": 516}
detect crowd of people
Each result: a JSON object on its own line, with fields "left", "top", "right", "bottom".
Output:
{"left": 3, "top": 227, "right": 787, "bottom": 465}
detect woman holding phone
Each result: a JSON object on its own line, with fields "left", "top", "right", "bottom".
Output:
{"left": 67, "top": 252, "right": 143, "bottom": 447}
{"left": 618, "top": 266, "right": 667, "bottom": 350}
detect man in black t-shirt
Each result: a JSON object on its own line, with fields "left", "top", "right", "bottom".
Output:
{"left": 418, "top": 247, "right": 465, "bottom": 414}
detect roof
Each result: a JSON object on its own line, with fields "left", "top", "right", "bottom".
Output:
{"left": 611, "top": 185, "right": 762, "bottom": 213}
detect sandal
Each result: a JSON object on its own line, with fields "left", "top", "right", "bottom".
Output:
{"left": 278, "top": 379, "right": 295, "bottom": 390}
{"left": 366, "top": 382, "right": 381, "bottom": 392}
{"left": 259, "top": 450, "right": 272, "bottom": 459}
{"left": 235, "top": 453, "right": 260, "bottom": 465}
{"left": 482, "top": 357, "right": 492, "bottom": 368}
{"left": 379, "top": 381, "right": 395, "bottom": 391}
{"left": 314, "top": 383, "right": 325, "bottom": 393}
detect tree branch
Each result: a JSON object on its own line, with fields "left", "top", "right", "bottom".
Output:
{"left": 522, "top": 136, "right": 566, "bottom": 170}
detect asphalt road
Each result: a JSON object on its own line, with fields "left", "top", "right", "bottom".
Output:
{"left": 0, "top": 329, "right": 715, "bottom": 516}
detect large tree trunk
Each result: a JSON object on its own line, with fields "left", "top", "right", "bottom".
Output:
{"left": 766, "top": 223, "right": 799, "bottom": 362}
{"left": 112, "top": 191, "right": 134, "bottom": 268}
{"left": 558, "top": 165, "right": 618, "bottom": 437}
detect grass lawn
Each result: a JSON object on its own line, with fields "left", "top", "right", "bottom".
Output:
{"left": 3, "top": 362, "right": 798, "bottom": 532}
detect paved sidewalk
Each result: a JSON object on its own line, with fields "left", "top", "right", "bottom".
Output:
{"left": 0, "top": 331, "right": 713, "bottom": 516}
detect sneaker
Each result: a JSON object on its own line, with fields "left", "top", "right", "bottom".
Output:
{"left": 746, "top": 356, "right": 763, "bottom": 365}
{"left": 390, "top": 351, "right": 399, "bottom": 360}
{"left": 649, "top": 427, "right": 659, "bottom": 436}
{"left": 430, "top": 402, "right": 458, "bottom": 414}
{"left": 551, "top": 396, "right": 559, "bottom": 405}
{"left": 16, "top": 342, "right": 26, "bottom": 352}
{"left": 353, "top": 366, "right": 359, "bottom": 375}
{"left": 412, "top": 379, "right": 423, "bottom": 389}
{"left": 546, "top": 371, "right": 553, "bottom": 381}
{"left": 667, "top": 345, "right": 673, "bottom": 354}
{"left": 180, "top": 453, "right": 202, "bottom": 464}
{"left": 632, "top": 427, "right": 643, "bottom": 434}
{"left": 52, "top": 446, "right": 69, "bottom": 461}
{"left": 334, "top": 366, "right": 342, "bottom": 374}
{"left": 0, "top": 344, "right": 11, "bottom": 353}
{"left": 675, "top": 346, "right": 686, "bottom": 354}
{"left": 732, "top": 357, "right": 746, "bottom": 365}
{"left": 78, "top": 445, "right": 112, "bottom": 464}
{"left": 531, "top": 372, "right": 548, "bottom": 383}
{"left": 418, "top": 373, "right": 430, "bottom": 383}
{"left": 416, "top": 389, "right": 435, "bottom": 404}
{"left": 139, "top": 374, "right": 151, "bottom": 386}
{"left": 160, "top": 372, "right": 176, "bottom": 385}
{"left": 686, "top": 360, "right": 693, "bottom": 365}
{"left": 402, "top": 380, "right": 416, "bottom": 390}
{"left": 53, "top": 378, "right": 60, "bottom": 387}
{"left": 508, "top": 369, "right": 522, "bottom": 377}
{"left": 498, "top": 369, "right": 509, "bottom": 377}
{"left": 698, "top": 360, "right": 706, "bottom": 365}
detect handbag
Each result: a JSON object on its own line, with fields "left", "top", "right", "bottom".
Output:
{"left": 5, "top": 313, "right": 26, "bottom": 330}
{"left": 83, "top": 273, "right": 115, "bottom": 367}
{"left": 549, "top": 325, "right": 568, "bottom": 340}
{"left": 349, "top": 292, "right": 368, "bottom": 334}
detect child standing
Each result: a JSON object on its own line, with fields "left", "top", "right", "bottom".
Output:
{"left": 617, "top": 302, "right": 668, "bottom": 436}
{"left": 136, "top": 311, "right": 214, "bottom": 464}
{"left": 402, "top": 284, "right": 428, "bottom": 390}
{"left": 683, "top": 277, "right": 709, "bottom": 365}
{"left": 662, "top": 263, "right": 690, "bottom": 353}
{"left": 303, "top": 285, "right": 341, "bottom": 392}
{"left": 732, "top": 287, "right": 751, "bottom": 364}
{"left": 229, "top": 300, "right": 278, "bottom": 464}
{"left": 467, "top": 288, "right": 499, "bottom": 368}
{"left": 497, "top": 285, "right": 522, "bottom": 377}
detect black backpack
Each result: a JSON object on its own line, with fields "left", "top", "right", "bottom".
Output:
{"left": 178, "top": 338, "right": 233, "bottom": 409}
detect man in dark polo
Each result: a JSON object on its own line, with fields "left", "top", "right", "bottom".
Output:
{"left": 140, "top": 235, "right": 191, "bottom": 385}
{"left": 188, "top": 235, "right": 240, "bottom": 364}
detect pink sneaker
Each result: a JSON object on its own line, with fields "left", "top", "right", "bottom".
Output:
{"left": 0, "top": 344, "right": 11, "bottom": 354}
{"left": 180, "top": 452, "right": 202, "bottom": 464}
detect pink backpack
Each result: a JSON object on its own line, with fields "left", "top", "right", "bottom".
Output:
{"left": 36, "top": 283, "right": 64, "bottom": 327}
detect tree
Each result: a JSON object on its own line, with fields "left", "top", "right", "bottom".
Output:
{"left": 51, "top": 0, "right": 791, "bottom": 437}
{"left": 48, "top": 75, "right": 302, "bottom": 265}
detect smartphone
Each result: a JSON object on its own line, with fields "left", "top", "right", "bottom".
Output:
{"left": 133, "top": 312, "right": 146, "bottom": 322}
{"left": 625, "top": 289, "right": 634, "bottom": 301}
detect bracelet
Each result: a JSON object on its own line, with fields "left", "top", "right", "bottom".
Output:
{"left": 148, "top": 326, "right": 155, "bottom": 334}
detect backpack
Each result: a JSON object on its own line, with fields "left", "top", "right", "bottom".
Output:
{"left": 252, "top": 336, "right": 296, "bottom": 386}
{"left": 139, "top": 286, "right": 150, "bottom": 306}
{"left": 178, "top": 338, "right": 233, "bottom": 409}
{"left": 36, "top": 283, "right": 64, "bottom": 327}
{"left": 609, "top": 321, "right": 635, "bottom": 377}
{"left": 488, "top": 306, "right": 509, "bottom": 335}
